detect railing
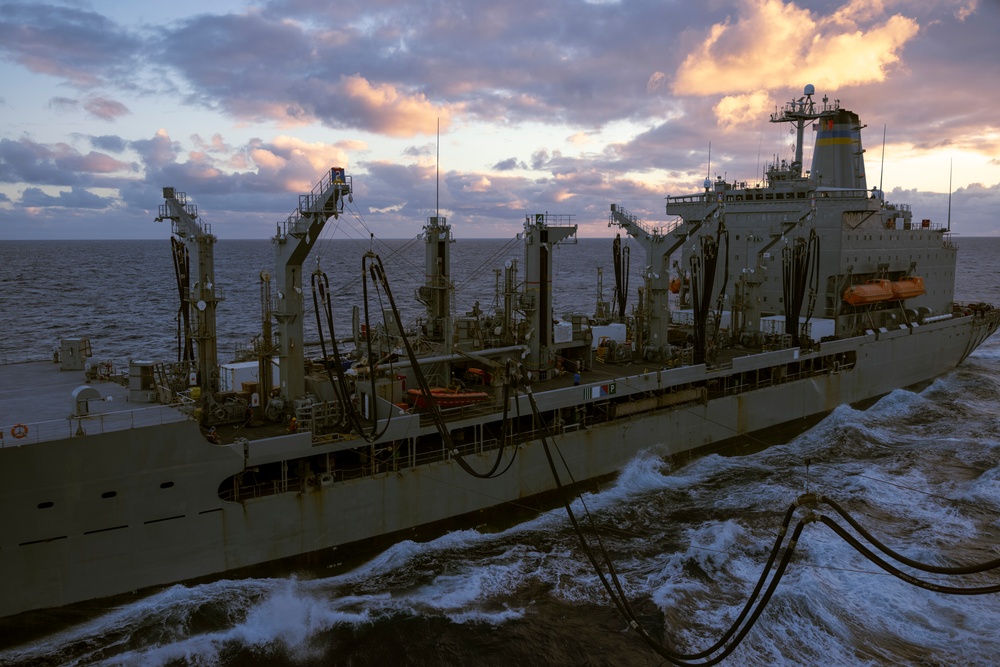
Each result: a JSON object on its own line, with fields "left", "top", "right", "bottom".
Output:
{"left": 220, "top": 425, "right": 573, "bottom": 503}
{"left": 610, "top": 204, "right": 684, "bottom": 239}
{"left": 417, "top": 400, "right": 498, "bottom": 427}
{"left": 279, "top": 168, "right": 353, "bottom": 237}
{"left": 0, "top": 405, "right": 191, "bottom": 447}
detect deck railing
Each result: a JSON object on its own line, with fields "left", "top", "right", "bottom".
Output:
{"left": 0, "top": 405, "right": 191, "bottom": 447}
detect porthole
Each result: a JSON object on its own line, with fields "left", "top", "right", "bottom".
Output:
{"left": 101, "top": 491, "right": 117, "bottom": 499}
{"left": 37, "top": 501, "right": 54, "bottom": 509}
{"left": 160, "top": 481, "right": 175, "bottom": 489}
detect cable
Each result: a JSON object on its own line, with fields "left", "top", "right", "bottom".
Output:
{"left": 310, "top": 269, "right": 391, "bottom": 442}
{"left": 817, "top": 514, "right": 1000, "bottom": 594}
{"left": 817, "top": 494, "right": 1000, "bottom": 575}
{"left": 364, "top": 252, "right": 521, "bottom": 480}
{"left": 527, "top": 381, "right": 1000, "bottom": 663}
{"left": 526, "top": 388, "right": 817, "bottom": 666}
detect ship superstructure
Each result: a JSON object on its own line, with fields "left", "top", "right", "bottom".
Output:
{"left": 614, "top": 86, "right": 956, "bottom": 365}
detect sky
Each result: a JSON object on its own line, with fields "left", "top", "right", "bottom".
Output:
{"left": 1, "top": 0, "right": 998, "bottom": 241}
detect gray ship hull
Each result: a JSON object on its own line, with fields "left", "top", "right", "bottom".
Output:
{"left": 3, "top": 310, "right": 996, "bottom": 619}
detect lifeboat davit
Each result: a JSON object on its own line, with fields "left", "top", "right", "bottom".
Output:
{"left": 891, "top": 276, "right": 925, "bottom": 300}
{"left": 407, "top": 387, "right": 491, "bottom": 409}
{"left": 843, "top": 279, "right": 893, "bottom": 306}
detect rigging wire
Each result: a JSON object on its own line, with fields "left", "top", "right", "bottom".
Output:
{"left": 450, "top": 236, "right": 523, "bottom": 314}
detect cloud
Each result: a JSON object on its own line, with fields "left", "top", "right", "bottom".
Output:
{"left": 673, "top": 0, "right": 919, "bottom": 107}
{"left": 493, "top": 157, "right": 523, "bottom": 171}
{"left": 2, "top": 0, "right": 998, "bottom": 240}
{"left": 130, "top": 129, "right": 180, "bottom": 170}
{"left": 49, "top": 96, "right": 79, "bottom": 112}
{"left": 334, "top": 74, "right": 454, "bottom": 138}
{"left": 276, "top": 76, "right": 447, "bottom": 136}
{"left": 0, "top": 2, "right": 141, "bottom": 87}
{"left": 149, "top": 3, "right": 691, "bottom": 134}
{"left": 84, "top": 96, "right": 130, "bottom": 121}
{"left": 0, "top": 137, "right": 133, "bottom": 185}
{"left": 713, "top": 91, "right": 774, "bottom": 131}
{"left": 89, "top": 135, "right": 129, "bottom": 153}
{"left": 247, "top": 135, "right": 355, "bottom": 190}
{"left": 153, "top": 11, "right": 456, "bottom": 137}
{"left": 463, "top": 176, "right": 492, "bottom": 193}
{"left": 20, "top": 185, "right": 114, "bottom": 209}
{"left": 191, "top": 134, "right": 233, "bottom": 155}
{"left": 647, "top": 71, "right": 667, "bottom": 93}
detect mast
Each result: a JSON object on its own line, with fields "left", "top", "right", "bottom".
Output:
{"left": 418, "top": 117, "right": 454, "bottom": 352}
{"left": 769, "top": 84, "right": 843, "bottom": 184}
{"left": 947, "top": 158, "right": 953, "bottom": 231}
{"left": 609, "top": 203, "right": 713, "bottom": 360}
{"left": 272, "top": 168, "right": 352, "bottom": 403}
{"left": 522, "top": 213, "right": 576, "bottom": 378}
{"left": 156, "top": 188, "right": 220, "bottom": 399}
{"left": 608, "top": 205, "right": 671, "bottom": 353}
{"left": 420, "top": 214, "right": 453, "bottom": 347}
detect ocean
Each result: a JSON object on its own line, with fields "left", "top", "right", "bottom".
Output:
{"left": 0, "top": 234, "right": 998, "bottom": 666}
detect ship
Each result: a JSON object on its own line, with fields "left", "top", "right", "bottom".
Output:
{"left": 2, "top": 85, "right": 998, "bottom": 622}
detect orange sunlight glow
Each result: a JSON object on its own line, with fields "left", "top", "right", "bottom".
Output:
{"left": 339, "top": 75, "right": 456, "bottom": 138}
{"left": 673, "top": 0, "right": 918, "bottom": 128}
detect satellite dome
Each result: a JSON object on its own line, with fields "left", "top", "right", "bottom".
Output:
{"left": 804, "top": 84, "right": 815, "bottom": 96}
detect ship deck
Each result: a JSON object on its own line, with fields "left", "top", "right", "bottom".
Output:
{"left": 0, "top": 360, "right": 189, "bottom": 447}
{"left": 0, "top": 341, "right": 770, "bottom": 449}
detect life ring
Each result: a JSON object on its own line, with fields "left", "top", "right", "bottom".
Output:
{"left": 11, "top": 424, "right": 28, "bottom": 439}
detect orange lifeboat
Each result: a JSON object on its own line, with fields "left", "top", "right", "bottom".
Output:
{"left": 843, "top": 279, "right": 893, "bottom": 306}
{"left": 891, "top": 276, "right": 925, "bottom": 300}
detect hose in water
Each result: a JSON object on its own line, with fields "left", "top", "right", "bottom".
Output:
{"left": 526, "top": 398, "right": 1000, "bottom": 664}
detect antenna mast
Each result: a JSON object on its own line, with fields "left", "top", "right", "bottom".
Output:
{"left": 436, "top": 117, "right": 440, "bottom": 219}
{"left": 947, "top": 158, "right": 953, "bottom": 232}
{"left": 878, "top": 124, "right": 886, "bottom": 193}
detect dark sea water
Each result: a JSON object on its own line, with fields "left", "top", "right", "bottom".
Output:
{"left": 1, "top": 234, "right": 999, "bottom": 666}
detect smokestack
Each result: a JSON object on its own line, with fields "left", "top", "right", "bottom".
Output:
{"left": 811, "top": 108, "right": 867, "bottom": 190}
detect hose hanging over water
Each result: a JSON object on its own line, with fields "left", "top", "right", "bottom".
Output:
{"left": 525, "top": 393, "right": 1000, "bottom": 664}
{"left": 690, "top": 222, "right": 729, "bottom": 365}
{"left": 311, "top": 269, "right": 391, "bottom": 442}
{"left": 612, "top": 233, "right": 630, "bottom": 319}
{"left": 526, "top": 389, "right": 802, "bottom": 665}
{"left": 171, "top": 237, "right": 194, "bottom": 363}
{"left": 818, "top": 494, "right": 1000, "bottom": 575}
{"left": 781, "top": 230, "right": 820, "bottom": 347}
